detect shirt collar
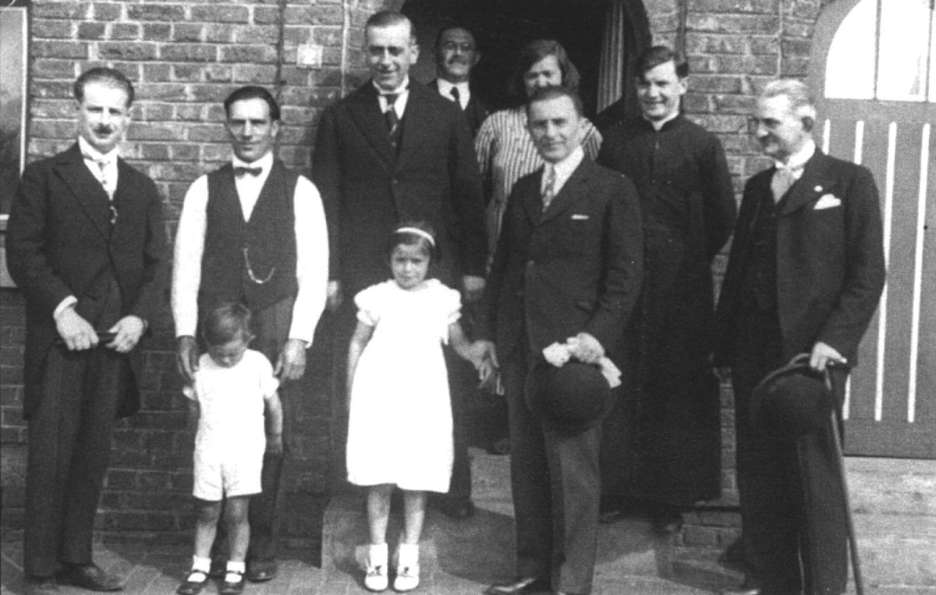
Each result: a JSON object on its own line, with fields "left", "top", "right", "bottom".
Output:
{"left": 232, "top": 151, "right": 274, "bottom": 173}
{"left": 78, "top": 136, "right": 119, "bottom": 164}
{"left": 372, "top": 76, "right": 410, "bottom": 97}
{"left": 437, "top": 79, "right": 469, "bottom": 97}
{"left": 543, "top": 146, "right": 584, "bottom": 192}
{"left": 775, "top": 138, "right": 816, "bottom": 173}
{"left": 642, "top": 110, "right": 680, "bottom": 131}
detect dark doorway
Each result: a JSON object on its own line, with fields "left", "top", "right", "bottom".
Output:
{"left": 403, "top": 0, "right": 647, "bottom": 119}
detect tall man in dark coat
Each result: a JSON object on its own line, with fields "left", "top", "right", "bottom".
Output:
{"left": 7, "top": 67, "right": 168, "bottom": 593}
{"left": 311, "top": 10, "right": 487, "bottom": 518}
{"left": 715, "top": 79, "right": 885, "bottom": 595}
{"left": 478, "top": 86, "right": 643, "bottom": 595}
{"left": 429, "top": 23, "right": 489, "bottom": 137}
{"left": 597, "top": 45, "right": 736, "bottom": 526}
{"left": 173, "top": 86, "right": 329, "bottom": 583}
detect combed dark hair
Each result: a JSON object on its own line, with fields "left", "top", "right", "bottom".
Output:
{"left": 636, "top": 45, "right": 689, "bottom": 79}
{"left": 385, "top": 220, "right": 441, "bottom": 263}
{"left": 223, "top": 86, "right": 280, "bottom": 121}
{"left": 73, "top": 67, "right": 135, "bottom": 107}
{"left": 508, "top": 39, "right": 580, "bottom": 105}
{"left": 365, "top": 10, "right": 416, "bottom": 41}
{"left": 202, "top": 302, "right": 253, "bottom": 347}
{"left": 433, "top": 21, "right": 477, "bottom": 51}
{"left": 525, "top": 86, "right": 584, "bottom": 118}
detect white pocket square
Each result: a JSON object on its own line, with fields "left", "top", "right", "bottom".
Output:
{"left": 570, "top": 214, "right": 590, "bottom": 220}
{"left": 814, "top": 194, "right": 841, "bottom": 210}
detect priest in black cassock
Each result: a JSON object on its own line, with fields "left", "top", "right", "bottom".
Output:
{"left": 597, "top": 45, "right": 737, "bottom": 528}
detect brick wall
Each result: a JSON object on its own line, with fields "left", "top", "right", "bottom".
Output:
{"left": 1, "top": 0, "right": 827, "bottom": 542}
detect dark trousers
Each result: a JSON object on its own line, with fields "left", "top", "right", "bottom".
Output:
{"left": 732, "top": 307, "right": 848, "bottom": 595}
{"left": 504, "top": 351, "right": 602, "bottom": 595}
{"left": 444, "top": 347, "right": 473, "bottom": 500}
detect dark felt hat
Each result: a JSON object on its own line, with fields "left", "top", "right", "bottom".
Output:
{"left": 528, "top": 361, "right": 612, "bottom": 433}
{"left": 751, "top": 354, "right": 836, "bottom": 438}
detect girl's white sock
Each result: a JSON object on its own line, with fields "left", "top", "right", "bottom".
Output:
{"left": 397, "top": 542, "right": 419, "bottom": 566}
{"left": 191, "top": 555, "right": 211, "bottom": 573}
{"left": 368, "top": 542, "right": 389, "bottom": 566}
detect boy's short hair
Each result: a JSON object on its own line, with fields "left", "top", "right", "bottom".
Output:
{"left": 386, "top": 220, "right": 441, "bottom": 263}
{"left": 202, "top": 302, "right": 253, "bottom": 346}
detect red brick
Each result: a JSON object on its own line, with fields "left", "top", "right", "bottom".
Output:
{"left": 161, "top": 44, "right": 217, "bottom": 62}
{"left": 171, "top": 23, "right": 203, "bottom": 42}
{"left": 233, "top": 25, "right": 280, "bottom": 44}
{"left": 97, "top": 42, "right": 159, "bottom": 61}
{"left": 92, "top": 3, "right": 123, "bottom": 21}
{"left": 32, "top": 3, "right": 90, "bottom": 19}
{"left": 233, "top": 64, "right": 278, "bottom": 84}
{"left": 32, "top": 40, "right": 89, "bottom": 60}
{"left": 110, "top": 23, "right": 141, "bottom": 40}
{"left": 190, "top": 5, "right": 249, "bottom": 23}
{"left": 142, "top": 63, "right": 173, "bottom": 82}
{"left": 32, "top": 20, "right": 74, "bottom": 39}
{"left": 688, "top": 13, "right": 780, "bottom": 34}
{"left": 173, "top": 104, "right": 205, "bottom": 121}
{"left": 219, "top": 45, "right": 278, "bottom": 64}
{"left": 203, "top": 24, "right": 235, "bottom": 43}
{"left": 202, "top": 65, "right": 233, "bottom": 82}
{"left": 127, "top": 4, "right": 186, "bottom": 21}
{"left": 134, "top": 83, "right": 187, "bottom": 101}
{"left": 143, "top": 23, "right": 173, "bottom": 42}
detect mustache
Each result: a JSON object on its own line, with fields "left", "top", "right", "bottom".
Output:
{"left": 93, "top": 125, "right": 115, "bottom": 135}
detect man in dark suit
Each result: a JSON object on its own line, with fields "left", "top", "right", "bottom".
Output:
{"left": 597, "top": 45, "right": 736, "bottom": 528}
{"left": 311, "top": 10, "right": 486, "bottom": 518}
{"left": 478, "top": 86, "right": 643, "bottom": 595}
{"left": 429, "top": 23, "right": 488, "bottom": 137}
{"left": 715, "top": 79, "right": 885, "bottom": 595}
{"left": 7, "top": 67, "right": 167, "bottom": 594}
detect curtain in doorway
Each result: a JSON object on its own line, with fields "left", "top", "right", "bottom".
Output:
{"left": 594, "top": 0, "right": 651, "bottom": 132}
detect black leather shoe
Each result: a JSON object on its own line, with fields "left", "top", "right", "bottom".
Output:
{"left": 219, "top": 569, "right": 245, "bottom": 595}
{"left": 246, "top": 559, "right": 277, "bottom": 582}
{"left": 437, "top": 497, "right": 476, "bottom": 520}
{"left": 57, "top": 563, "right": 123, "bottom": 591}
{"left": 484, "top": 577, "right": 551, "bottom": 594}
{"left": 24, "top": 576, "right": 59, "bottom": 594}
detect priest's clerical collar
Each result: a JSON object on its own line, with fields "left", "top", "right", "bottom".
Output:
{"left": 643, "top": 110, "right": 680, "bottom": 131}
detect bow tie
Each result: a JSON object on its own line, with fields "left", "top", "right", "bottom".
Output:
{"left": 234, "top": 166, "right": 262, "bottom": 177}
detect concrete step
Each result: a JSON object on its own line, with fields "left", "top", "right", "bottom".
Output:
{"left": 846, "top": 458, "right": 936, "bottom": 517}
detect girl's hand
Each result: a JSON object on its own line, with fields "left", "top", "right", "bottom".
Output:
{"left": 266, "top": 433, "right": 284, "bottom": 454}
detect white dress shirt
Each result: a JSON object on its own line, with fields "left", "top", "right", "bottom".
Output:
{"left": 436, "top": 79, "right": 470, "bottom": 110}
{"left": 541, "top": 146, "right": 585, "bottom": 196}
{"left": 374, "top": 77, "right": 411, "bottom": 119}
{"left": 774, "top": 138, "right": 816, "bottom": 180}
{"left": 171, "top": 151, "right": 329, "bottom": 345}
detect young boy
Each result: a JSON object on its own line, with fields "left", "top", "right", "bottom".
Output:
{"left": 178, "top": 303, "right": 283, "bottom": 595}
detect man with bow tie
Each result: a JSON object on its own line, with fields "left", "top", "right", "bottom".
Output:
{"left": 172, "top": 85, "right": 329, "bottom": 583}
{"left": 714, "top": 79, "right": 885, "bottom": 595}
{"left": 7, "top": 67, "right": 168, "bottom": 593}
{"left": 311, "top": 10, "right": 486, "bottom": 518}
{"left": 429, "top": 23, "right": 488, "bottom": 137}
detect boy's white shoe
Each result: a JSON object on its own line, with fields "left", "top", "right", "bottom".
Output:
{"left": 364, "top": 543, "right": 389, "bottom": 592}
{"left": 393, "top": 543, "right": 420, "bottom": 592}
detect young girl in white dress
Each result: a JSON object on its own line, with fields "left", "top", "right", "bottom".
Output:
{"left": 346, "top": 223, "right": 483, "bottom": 592}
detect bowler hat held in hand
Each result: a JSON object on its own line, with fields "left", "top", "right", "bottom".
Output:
{"left": 750, "top": 353, "right": 837, "bottom": 438}
{"left": 528, "top": 360, "right": 612, "bottom": 434}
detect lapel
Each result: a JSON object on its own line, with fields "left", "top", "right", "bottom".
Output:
{"left": 346, "top": 83, "right": 396, "bottom": 170}
{"left": 521, "top": 168, "right": 547, "bottom": 225}
{"left": 396, "top": 84, "right": 432, "bottom": 170}
{"left": 778, "top": 151, "right": 836, "bottom": 216}
{"left": 53, "top": 143, "right": 112, "bottom": 237}
{"left": 540, "top": 159, "right": 590, "bottom": 224}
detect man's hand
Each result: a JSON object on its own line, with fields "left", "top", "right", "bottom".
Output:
{"left": 177, "top": 336, "right": 199, "bottom": 383}
{"left": 275, "top": 338, "right": 307, "bottom": 382}
{"left": 569, "top": 332, "right": 604, "bottom": 364}
{"left": 106, "top": 315, "right": 146, "bottom": 353}
{"left": 809, "top": 341, "right": 847, "bottom": 372}
{"left": 462, "top": 275, "right": 486, "bottom": 303}
{"left": 55, "top": 307, "right": 98, "bottom": 351}
{"left": 326, "top": 280, "right": 343, "bottom": 311}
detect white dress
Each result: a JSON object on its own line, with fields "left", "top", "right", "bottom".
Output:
{"left": 346, "top": 279, "right": 461, "bottom": 492}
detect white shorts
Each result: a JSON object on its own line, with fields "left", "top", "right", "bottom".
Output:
{"left": 192, "top": 447, "right": 263, "bottom": 501}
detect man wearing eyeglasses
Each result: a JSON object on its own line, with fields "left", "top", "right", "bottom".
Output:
{"left": 429, "top": 23, "right": 488, "bottom": 137}
{"left": 172, "top": 85, "right": 329, "bottom": 584}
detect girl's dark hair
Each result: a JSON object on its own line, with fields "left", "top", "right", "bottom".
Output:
{"left": 385, "top": 221, "right": 441, "bottom": 263}
{"left": 507, "top": 39, "right": 580, "bottom": 106}
{"left": 201, "top": 302, "right": 253, "bottom": 346}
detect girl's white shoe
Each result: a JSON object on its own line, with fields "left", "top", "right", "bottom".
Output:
{"left": 364, "top": 543, "right": 389, "bottom": 592}
{"left": 393, "top": 543, "right": 420, "bottom": 592}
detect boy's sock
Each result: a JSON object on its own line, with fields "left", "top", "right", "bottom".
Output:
{"left": 225, "top": 560, "right": 246, "bottom": 584}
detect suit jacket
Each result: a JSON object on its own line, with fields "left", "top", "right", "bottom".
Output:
{"left": 7, "top": 143, "right": 168, "bottom": 419}
{"left": 482, "top": 158, "right": 643, "bottom": 363}
{"left": 428, "top": 79, "right": 489, "bottom": 136}
{"left": 312, "top": 81, "right": 486, "bottom": 296}
{"left": 715, "top": 150, "right": 885, "bottom": 365}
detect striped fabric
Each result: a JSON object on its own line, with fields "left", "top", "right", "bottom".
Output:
{"left": 475, "top": 107, "right": 602, "bottom": 256}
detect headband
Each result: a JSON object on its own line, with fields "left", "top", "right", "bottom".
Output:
{"left": 395, "top": 226, "right": 436, "bottom": 247}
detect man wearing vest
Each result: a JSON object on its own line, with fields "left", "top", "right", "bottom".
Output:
{"left": 172, "top": 86, "right": 329, "bottom": 583}
{"left": 429, "top": 22, "right": 488, "bottom": 137}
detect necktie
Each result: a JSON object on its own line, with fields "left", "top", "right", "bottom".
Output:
{"left": 771, "top": 166, "right": 799, "bottom": 203}
{"left": 384, "top": 94, "right": 399, "bottom": 136}
{"left": 449, "top": 86, "right": 462, "bottom": 109}
{"left": 233, "top": 166, "right": 262, "bottom": 177}
{"left": 96, "top": 159, "right": 116, "bottom": 200}
{"left": 541, "top": 166, "right": 556, "bottom": 211}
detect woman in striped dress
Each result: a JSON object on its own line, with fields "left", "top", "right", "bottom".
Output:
{"left": 475, "top": 39, "right": 603, "bottom": 258}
